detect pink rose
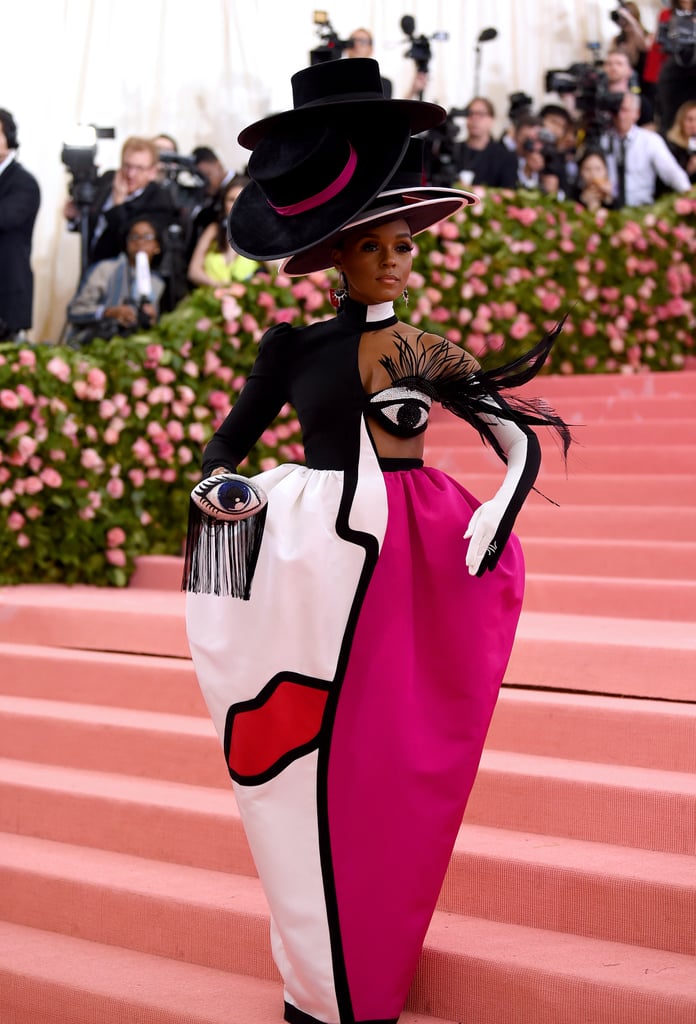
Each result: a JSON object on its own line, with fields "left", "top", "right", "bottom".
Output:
{"left": 7, "top": 511, "right": 25, "bottom": 531}
{"left": 40, "top": 467, "right": 63, "bottom": 488}
{"left": 188, "top": 423, "right": 206, "bottom": 443}
{"left": 145, "top": 344, "right": 164, "bottom": 365}
{"left": 17, "top": 533, "right": 31, "bottom": 548}
{"left": 106, "top": 478, "right": 124, "bottom": 499}
{"left": 0, "top": 389, "right": 20, "bottom": 410}
{"left": 128, "top": 468, "right": 146, "bottom": 488}
{"left": 196, "top": 317, "right": 213, "bottom": 331}
{"left": 47, "top": 357, "right": 71, "bottom": 383}
{"left": 106, "top": 548, "right": 126, "bottom": 567}
{"left": 18, "top": 348, "right": 36, "bottom": 368}
{"left": 24, "top": 476, "right": 44, "bottom": 495}
{"left": 107, "top": 526, "right": 126, "bottom": 547}
{"left": 81, "top": 448, "right": 104, "bottom": 472}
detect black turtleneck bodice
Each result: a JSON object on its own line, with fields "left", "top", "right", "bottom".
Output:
{"left": 202, "top": 299, "right": 393, "bottom": 475}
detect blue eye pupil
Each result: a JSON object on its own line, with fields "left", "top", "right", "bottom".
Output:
{"left": 218, "top": 480, "right": 252, "bottom": 511}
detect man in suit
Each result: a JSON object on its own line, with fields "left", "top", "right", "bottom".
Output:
{"left": 0, "top": 109, "right": 40, "bottom": 340}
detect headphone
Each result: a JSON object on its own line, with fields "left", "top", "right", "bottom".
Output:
{"left": 0, "top": 109, "right": 18, "bottom": 149}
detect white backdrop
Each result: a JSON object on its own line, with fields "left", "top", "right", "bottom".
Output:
{"left": 3, "top": 0, "right": 663, "bottom": 341}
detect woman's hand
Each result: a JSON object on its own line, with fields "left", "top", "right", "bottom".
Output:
{"left": 104, "top": 304, "right": 137, "bottom": 326}
{"left": 463, "top": 499, "right": 508, "bottom": 576}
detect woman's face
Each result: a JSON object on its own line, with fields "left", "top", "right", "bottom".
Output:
{"left": 580, "top": 154, "right": 607, "bottom": 184}
{"left": 682, "top": 107, "right": 696, "bottom": 138}
{"left": 332, "top": 218, "right": 413, "bottom": 306}
{"left": 223, "top": 185, "right": 244, "bottom": 216}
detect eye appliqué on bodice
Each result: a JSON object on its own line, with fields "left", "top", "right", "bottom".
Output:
{"left": 367, "top": 385, "right": 433, "bottom": 438}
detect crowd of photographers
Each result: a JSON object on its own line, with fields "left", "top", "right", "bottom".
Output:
{"left": 427, "top": 0, "right": 696, "bottom": 207}
{"left": 1, "top": 3, "right": 695, "bottom": 344}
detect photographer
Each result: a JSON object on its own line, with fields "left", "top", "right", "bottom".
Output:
{"left": 66, "top": 215, "right": 165, "bottom": 345}
{"left": 603, "top": 51, "right": 654, "bottom": 126}
{"left": 0, "top": 108, "right": 40, "bottom": 342}
{"left": 64, "top": 136, "right": 178, "bottom": 267}
{"left": 345, "top": 28, "right": 393, "bottom": 98}
{"left": 656, "top": 0, "right": 696, "bottom": 132}
{"left": 608, "top": 1, "right": 652, "bottom": 90}
{"left": 453, "top": 97, "right": 518, "bottom": 188}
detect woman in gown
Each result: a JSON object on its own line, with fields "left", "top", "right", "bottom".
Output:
{"left": 184, "top": 58, "right": 570, "bottom": 1024}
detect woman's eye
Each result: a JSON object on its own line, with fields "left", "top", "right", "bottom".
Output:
{"left": 192, "top": 474, "right": 267, "bottom": 521}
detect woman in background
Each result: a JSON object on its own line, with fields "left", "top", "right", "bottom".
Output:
{"left": 665, "top": 98, "right": 696, "bottom": 182}
{"left": 187, "top": 174, "right": 261, "bottom": 286}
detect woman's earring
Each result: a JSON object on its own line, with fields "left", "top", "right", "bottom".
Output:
{"left": 330, "top": 271, "right": 348, "bottom": 308}
{"left": 402, "top": 287, "right": 409, "bottom": 306}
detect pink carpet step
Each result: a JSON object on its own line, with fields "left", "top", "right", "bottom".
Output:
{"left": 2, "top": 685, "right": 694, "bottom": 791}
{"left": 0, "top": 920, "right": 285, "bottom": 1024}
{"left": 426, "top": 417, "right": 696, "bottom": 447}
{"left": 445, "top": 823, "right": 695, "bottom": 954}
{"left": 0, "top": 641, "right": 206, "bottom": 714}
{"left": 2, "top": 742, "right": 693, "bottom": 857}
{"left": 4, "top": 914, "right": 694, "bottom": 1024}
{"left": 129, "top": 523, "right": 696, "bottom": 590}
{"left": 522, "top": 573, "right": 696, "bottom": 621}
{"left": 487, "top": 689, "right": 696, "bottom": 773}
{"left": 426, "top": 443, "right": 696, "bottom": 475}
{"left": 509, "top": 611, "right": 696, "bottom": 701}
{"left": 3, "top": 592, "right": 694, "bottom": 699}
{"left": 522, "top": 537, "right": 696, "bottom": 578}
{"left": 470, "top": 750, "right": 696, "bottom": 854}
{"left": 517, "top": 502, "right": 696, "bottom": 542}
{"left": 443, "top": 470, "right": 696, "bottom": 505}
{"left": 0, "top": 586, "right": 190, "bottom": 658}
{"left": 408, "top": 910, "right": 696, "bottom": 1024}
{"left": 512, "top": 370, "right": 696, "bottom": 399}
{"left": 0, "top": 696, "right": 227, "bottom": 789}
{"left": 1, "top": 834, "right": 694, "bottom": 1024}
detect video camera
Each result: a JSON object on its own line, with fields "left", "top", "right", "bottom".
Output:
{"left": 508, "top": 91, "right": 534, "bottom": 124}
{"left": 400, "top": 14, "right": 448, "bottom": 74}
{"left": 422, "top": 107, "right": 468, "bottom": 187}
{"left": 310, "top": 10, "right": 353, "bottom": 64}
{"left": 156, "top": 152, "right": 208, "bottom": 214}
{"left": 61, "top": 125, "right": 115, "bottom": 207}
{"left": 657, "top": 9, "right": 696, "bottom": 69}
{"left": 545, "top": 63, "right": 623, "bottom": 145}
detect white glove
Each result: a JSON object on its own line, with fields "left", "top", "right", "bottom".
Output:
{"left": 463, "top": 414, "right": 540, "bottom": 576}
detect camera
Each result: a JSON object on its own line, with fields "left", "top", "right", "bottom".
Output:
{"left": 310, "top": 10, "right": 352, "bottom": 64}
{"left": 657, "top": 10, "right": 696, "bottom": 68}
{"left": 62, "top": 125, "right": 115, "bottom": 207}
{"left": 400, "top": 14, "right": 448, "bottom": 74}
{"left": 508, "top": 91, "right": 534, "bottom": 123}
{"left": 545, "top": 64, "right": 623, "bottom": 145}
{"left": 157, "top": 152, "right": 208, "bottom": 214}
{"left": 610, "top": 1, "right": 629, "bottom": 28}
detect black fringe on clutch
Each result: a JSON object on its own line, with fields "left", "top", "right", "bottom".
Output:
{"left": 181, "top": 500, "right": 267, "bottom": 599}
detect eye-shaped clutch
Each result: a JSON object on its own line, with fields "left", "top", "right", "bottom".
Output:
{"left": 183, "top": 473, "right": 268, "bottom": 599}
{"left": 191, "top": 472, "right": 268, "bottom": 521}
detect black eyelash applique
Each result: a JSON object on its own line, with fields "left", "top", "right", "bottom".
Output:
{"left": 379, "top": 319, "right": 573, "bottom": 466}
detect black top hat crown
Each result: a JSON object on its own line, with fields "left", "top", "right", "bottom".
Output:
{"left": 238, "top": 58, "right": 446, "bottom": 148}
{"left": 228, "top": 118, "right": 411, "bottom": 261}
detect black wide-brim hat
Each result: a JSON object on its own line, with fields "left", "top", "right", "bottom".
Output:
{"left": 227, "top": 116, "right": 412, "bottom": 262}
{"left": 279, "top": 189, "right": 476, "bottom": 276}
{"left": 238, "top": 58, "right": 446, "bottom": 148}
{"left": 280, "top": 137, "right": 478, "bottom": 276}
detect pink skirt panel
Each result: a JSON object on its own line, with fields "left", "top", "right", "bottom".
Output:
{"left": 327, "top": 466, "right": 525, "bottom": 1021}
